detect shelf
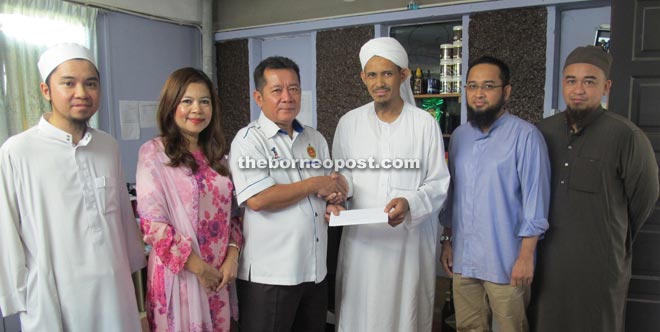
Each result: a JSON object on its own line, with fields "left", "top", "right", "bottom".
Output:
{"left": 414, "top": 93, "right": 462, "bottom": 99}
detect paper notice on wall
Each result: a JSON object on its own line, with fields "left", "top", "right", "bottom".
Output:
{"left": 297, "top": 90, "right": 315, "bottom": 128}
{"left": 139, "top": 101, "right": 158, "bottom": 128}
{"left": 119, "top": 100, "right": 140, "bottom": 140}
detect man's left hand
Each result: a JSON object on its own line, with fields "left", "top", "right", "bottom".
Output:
{"left": 325, "top": 204, "right": 345, "bottom": 223}
{"left": 384, "top": 197, "right": 409, "bottom": 227}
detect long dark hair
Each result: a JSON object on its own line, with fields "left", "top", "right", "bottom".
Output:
{"left": 157, "top": 67, "right": 228, "bottom": 176}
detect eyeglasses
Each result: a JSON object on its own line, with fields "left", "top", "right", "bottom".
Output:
{"left": 464, "top": 84, "right": 504, "bottom": 92}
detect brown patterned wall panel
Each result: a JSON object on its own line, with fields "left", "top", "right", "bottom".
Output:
{"left": 469, "top": 7, "right": 547, "bottom": 123}
{"left": 316, "top": 25, "right": 374, "bottom": 147}
{"left": 216, "top": 39, "right": 250, "bottom": 147}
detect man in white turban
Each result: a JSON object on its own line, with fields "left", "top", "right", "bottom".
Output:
{"left": 0, "top": 43, "right": 145, "bottom": 332}
{"left": 332, "top": 37, "right": 450, "bottom": 332}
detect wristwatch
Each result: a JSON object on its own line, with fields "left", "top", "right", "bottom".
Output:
{"left": 440, "top": 235, "right": 452, "bottom": 243}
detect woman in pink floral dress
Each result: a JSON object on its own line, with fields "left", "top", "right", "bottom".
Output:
{"left": 136, "top": 67, "right": 242, "bottom": 332}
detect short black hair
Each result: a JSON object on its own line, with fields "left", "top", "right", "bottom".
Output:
{"left": 466, "top": 56, "right": 510, "bottom": 86}
{"left": 253, "top": 56, "right": 300, "bottom": 91}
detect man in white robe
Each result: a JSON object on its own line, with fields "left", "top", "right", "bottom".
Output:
{"left": 0, "top": 43, "right": 145, "bottom": 332}
{"left": 333, "top": 37, "right": 450, "bottom": 332}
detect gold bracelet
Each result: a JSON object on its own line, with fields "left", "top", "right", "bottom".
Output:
{"left": 228, "top": 243, "right": 240, "bottom": 252}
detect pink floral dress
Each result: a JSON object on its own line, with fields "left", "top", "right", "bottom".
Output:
{"left": 136, "top": 138, "right": 243, "bottom": 332}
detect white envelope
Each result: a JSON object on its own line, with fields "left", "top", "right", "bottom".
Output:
{"left": 329, "top": 208, "right": 388, "bottom": 227}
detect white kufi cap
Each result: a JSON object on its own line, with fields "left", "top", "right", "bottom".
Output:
{"left": 359, "top": 37, "right": 415, "bottom": 105}
{"left": 37, "top": 43, "right": 96, "bottom": 82}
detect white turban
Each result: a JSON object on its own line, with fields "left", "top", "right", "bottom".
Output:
{"left": 359, "top": 37, "right": 415, "bottom": 105}
{"left": 38, "top": 43, "right": 97, "bottom": 82}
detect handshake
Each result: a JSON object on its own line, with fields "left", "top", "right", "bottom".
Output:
{"left": 314, "top": 172, "right": 349, "bottom": 204}
{"left": 311, "top": 172, "right": 349, "bottom": 223}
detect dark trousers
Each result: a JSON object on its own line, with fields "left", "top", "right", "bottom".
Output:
{"left": 237, "top": 277, "right": 328, "bottom": 332}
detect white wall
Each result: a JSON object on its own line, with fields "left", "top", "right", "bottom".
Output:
{"left": 97, "top": 11, "right": 202, "bottom": 182}
{"left": 248, "top": 34, "right": 317, "bottom": 127}
{"left": 77, "top": 0, "right": 201, "bottom": 24}
{"left": 214, "top": 0, "right": 465, "bottom": 31}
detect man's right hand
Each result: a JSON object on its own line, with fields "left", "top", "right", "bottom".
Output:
{"left": 316, "top": 173, "right": 347, "bottom": 200}
{"left": 246, "top": 173, "right": 348, "bottom": 211}
{"left": 440, "top": 241, "right": 454, "bottom": 277}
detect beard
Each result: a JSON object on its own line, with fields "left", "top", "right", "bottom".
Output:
{"left": 468, "top": 97, "right": 506, "bottom": 129}
{"left": 48, "top": 93, "right": 94, "bottom": 130}
{"left": 372, "top": 86, "right": 395, "bottom": 110}
{"left": 374, "top": 99, "right": 393, "bottom": 110}
{"left": 71, "top": 117, "right": 90, "bottom": 129}
{"left": 566, "top": 104, "right": 599, "bottom": 129}
{"left": 56, "top": 111, "right": 92, "bottom": 133}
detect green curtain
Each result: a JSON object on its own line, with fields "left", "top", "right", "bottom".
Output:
{"left": 0, "top": 0, "right": 97, "bottom": 143}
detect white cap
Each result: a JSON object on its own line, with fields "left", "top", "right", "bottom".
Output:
{"left": 359, "top": 37, "right": 415, "bottom": 105}
{"left": 37, "top": 43, "right": 97, "bottom": 82}
{"left": 359, "top": 37, "right": 409, "bottom": 71}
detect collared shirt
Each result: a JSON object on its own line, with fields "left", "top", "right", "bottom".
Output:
{"left": 229, "top": 112, "right": 329, "bottom": 285}
{"left": 532, "top": 107, "right": 659, "bottom": 332}
{"left": 440, "top": 112, "right": 551, "bottom": 284}
{"left": 332, "top": 102, "right": 450, "bottom": 332}
{"left": 0, "top": 114, "right": 145, "bottom": 331}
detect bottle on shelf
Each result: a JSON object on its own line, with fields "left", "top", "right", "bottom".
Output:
{"left": 453, "top": 25, "right": 463, "bottom": 42}
{"left": 413, "top": 67, "right": 423, "bottom": 95}
{"left": 426, "top": 70, "right": 439, "bottom": 94}
{"left": 442, "top": 109, "right": 454, "bottom": 134}
{"left": 439, "top": 76, "right": 450, "bottom": 94}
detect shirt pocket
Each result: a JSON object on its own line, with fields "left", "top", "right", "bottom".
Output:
{"left": 569, "top": 156, "right": 601, "bottom": 193}
{"left": 389, "top": 138, "right": 422, "bottom": 190}
{"left": 390, "top": 166, "right": 422, "bottom": 192}
{"left": 95, "top": 176, "right": 120, "bottom": 214}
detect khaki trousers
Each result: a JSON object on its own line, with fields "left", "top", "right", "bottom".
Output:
{"left": 453, "top": 273, "right": 530, "bottom": 332}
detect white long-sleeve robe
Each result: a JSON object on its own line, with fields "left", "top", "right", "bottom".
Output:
{"left": 333, "top": 102, "right": 450, "bottom": 332}
{"left": 0, "top": 116, "right": 146, "bottom": 332}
